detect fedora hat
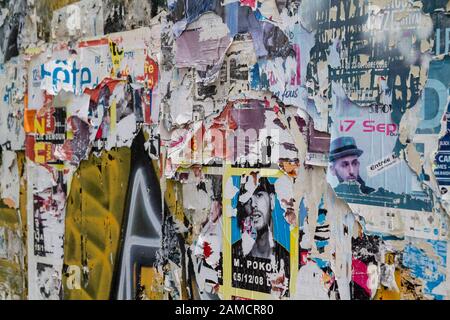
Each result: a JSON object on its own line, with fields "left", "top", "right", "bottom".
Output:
{"left": 329, "top": 136, "right": 363, "bottom": 162}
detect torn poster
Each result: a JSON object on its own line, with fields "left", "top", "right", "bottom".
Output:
{"left": 226, "top": 170, "right": 291, "bottom": 299}
{"left": 326, "top": 83, "right": 443, "bottom": 240}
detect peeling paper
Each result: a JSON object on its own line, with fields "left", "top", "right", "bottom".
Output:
{"left": 27, "top": 165, "right": 69, "bottom": 300}
{"left": 175, "top": 16, "right": 232, "bottom": 83}
{"left": 295, "top": 260, "right": 330, "bottom": 300}
{"left": 0, "top": 56, "right": 26, "bottom": 150}
{"left": 2, "top": 0, "right": 450, "bottom": 302}
{"left": 114, "top": 113, "right": 138, "bottom": 148}
{"left": 51, "top": 0, "right": 104, "bottom": 42}
{"left": 274, "top": 174, "right": 295, "bottom": 226}
{"left": 0, "top": 151, "right": 20, "bottom": 208}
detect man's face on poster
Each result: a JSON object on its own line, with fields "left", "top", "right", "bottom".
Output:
{"left": 331, "top": 155, "right": 360, "bottom": 182}
{"left": 243, "top": 189, "right": 274, "bottom": 232}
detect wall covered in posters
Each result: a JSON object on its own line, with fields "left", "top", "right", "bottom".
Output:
{"left": 0, "top": 0, "right": 450, "bottom": 300}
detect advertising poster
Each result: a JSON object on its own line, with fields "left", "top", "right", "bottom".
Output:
{"left": 326, "top": 83, "right": 439, "bottom": 239}
{"left": 25, "top": 106, "right": 67, "bottom": 165}
{"left": 222, "top": 167, "right": 296, "bottom": 299}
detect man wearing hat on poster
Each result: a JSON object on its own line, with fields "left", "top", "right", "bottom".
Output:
{"left": 329, "top": 136, "right": 375, "bottom": 194}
